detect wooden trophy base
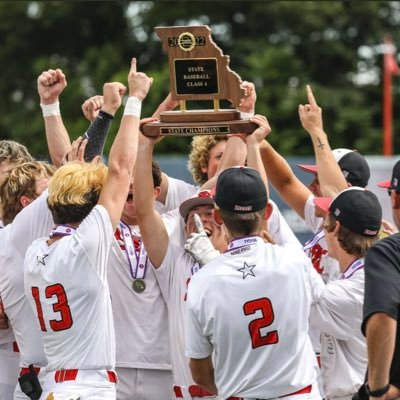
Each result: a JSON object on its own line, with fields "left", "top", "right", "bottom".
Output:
{"left": 141, "top": 109, "right": 258, "bottom": 137}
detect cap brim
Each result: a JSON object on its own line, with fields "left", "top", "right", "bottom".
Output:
{"left": 179, "top": 197, "right": 214, "bottom": 220}
{"left": 297, "top": 164, "right": 318, "bottom": 174}
{"left": 377, "top": 179, "right": 391, "bottom": 188}
{"left": 313, "top": 197, "right": 332, "bottom": 213}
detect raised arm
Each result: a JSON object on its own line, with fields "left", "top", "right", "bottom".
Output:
{"left": 38, "top": 68, "right": 71, "bottom": 167}
{"left": 134, "top": 133, "right": 169, "bottom": 268}
{"left": 259, "top": 140, "right": 310, "bottom": 219}
{"left": 81, "top": 95, "right": 116, "bottom": 162}
{"left": 299, "top": 85, "right": 347, "bottom": 197}
{"left": 98, "top": 58, "right": 152, "bottom": 230}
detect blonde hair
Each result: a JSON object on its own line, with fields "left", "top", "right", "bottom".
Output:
{"left": 0, "top": 140, "right": 33, "bottom": 166}
{"left": 187, "top": 135, "right": 227, "bottom": 185}
{"left": 0, "top": 161, "right": 55, "bottom": 225}
{"left": 48, "top": 161, "right": 108, "bottom": 224}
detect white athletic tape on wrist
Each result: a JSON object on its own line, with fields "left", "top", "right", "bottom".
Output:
{"left": 124, "top": 96, "right": 142, "bottom": 117}
{"left": 40, "top": 101, "right": 60, "bottom": 117}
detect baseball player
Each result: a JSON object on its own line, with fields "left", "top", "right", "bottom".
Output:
{"left": 24, "top": 58, "right": 152, "bottom": 400}
{"left": 0, "top": 162, "right": 55, "bottom": 400}
{"left": 79, "top": 93, "right": 197, "bottom": 400}
{"left": 134, "top": 114, "right": 275, "bottom": 400}
{"left": 310, "top": 187, "right": 381, "bottom": 399}
{"left": 259, "top": 86, "right": 371, "bottom": 395}
{"left": 0, "top": 140, "right": 35, "bottom": 400}
{"left": 185, "top": 166, "right": 321, "bottom": 400}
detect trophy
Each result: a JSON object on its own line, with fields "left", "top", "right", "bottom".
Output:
{"left": 141, "top": 25, "right": 257, "bottom": 137}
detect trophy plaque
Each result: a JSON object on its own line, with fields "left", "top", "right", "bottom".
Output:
{"left": 141, "top": 25, "right": 257, "bottom": 137}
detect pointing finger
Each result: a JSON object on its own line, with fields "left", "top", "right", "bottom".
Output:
{"left": 306, "top": 85, "right": 318, "bottom": 107}
{"left": 194, "top": 213, "right": 206, "bottom": 234}
{"left": 130, "top": 57, "right": 137, "bottom": 74}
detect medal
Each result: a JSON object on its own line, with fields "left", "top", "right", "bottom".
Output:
{"left": 132, "top": 278, "right": 146, "bottom": 293}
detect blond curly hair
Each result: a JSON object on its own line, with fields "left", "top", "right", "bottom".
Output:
{"left": 0, "top": 140, "right": 33, "bottom": 171}
{"left": 187, "top": 135, "right": 227, "bottom": 185}
{"left": 0, "top": 161, "right": 55, "bottom": 225}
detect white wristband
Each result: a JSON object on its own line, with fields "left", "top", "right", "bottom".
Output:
{"left": 240, "top": 111, "right": 254, "bottom": 120}
{"left": 124, "top": 96, "right": 142, "bottom": 117}
{"left": 40, "top": 101, "right": 60, "bottom": 117}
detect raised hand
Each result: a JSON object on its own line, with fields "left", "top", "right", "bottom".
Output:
{"left": 247, "top": 114, "right": 272, "bottom": 144}
{"left": 239, "top": 81, "right": 257, "bottom": 114}
{"left": 82, "top": 95, "right": 104, "bottom": 122}
{"left": 102, "top": 82, "right": 126, "bottom": 116}
{"left": 127, "top": 57, "right": 153, "bottom": 101}
{"left": 298, "top": 85, "right": 324, "bottom": 136}
{"left": 37, "top": 68, "right": 67, "bottom": 105}
{"left": 184, "top": 214, "right": 221, "bottom": 266}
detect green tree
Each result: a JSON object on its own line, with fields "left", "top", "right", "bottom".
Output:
{"left": 0, "top": 1, "right": 399, "bottom": 159}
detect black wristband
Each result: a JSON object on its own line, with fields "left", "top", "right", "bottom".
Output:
{"left": 98, "top": 110, "right": 114, "bottom": 120}
{"left": 365, "top": 383, "right": 390, "bottom": 397}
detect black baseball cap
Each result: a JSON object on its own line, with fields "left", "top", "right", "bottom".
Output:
{"left": 313, "top": 187, "right": 382, "bottom": 237}
{"left": 297, "top": 148, "right": 370, "bottom": 188}
{"left": 214, "top": 166, "right": 268, "bottom": 213}
{"left": 377, "top": 160, "right": 400, "bottom": 191}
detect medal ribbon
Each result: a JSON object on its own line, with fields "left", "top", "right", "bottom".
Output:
{"left": 226, "top": 236, "right": 258, "bottom": 253}
{"left": 50, "top": 224, "right": 76, "bottom": 238}
{"left": 119, "top": 221, "right": 148, "bottom": 279}
{"left": 340, "top": 258, "right": 364, "bottom": 280}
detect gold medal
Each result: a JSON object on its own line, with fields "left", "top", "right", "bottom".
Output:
{"left": 132, "top": 279, "right": 146, "bottom": 294}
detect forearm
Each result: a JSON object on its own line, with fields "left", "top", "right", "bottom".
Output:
{"left": 247, "top": 141, "right": 269, "bottom": 197}
{"left": 309, "top": 128, "right": 347, "bottom": 196}
{"left": 366, "top": 313, "right": 396, "bottom": 389}
{"left": 83, "top": 110, "right": 114, "bottom": 161}
{"left": 217, "top": 136, "right": 246, "bottom": 173}
{"left": 44, "top": 115, "right": 71, "bottom": 167}
{"left": 259, "top": 140, "right": 309, "bottom": 218}
{"left": 108, "top": 115, "right": 139, "bottom": 174}
{"left": 134, "top": 141, "right": 156, "bottom": 217}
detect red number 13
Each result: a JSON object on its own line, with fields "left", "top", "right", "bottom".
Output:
{"left": 31, "top": 284, "right": 73, "bottom": 332}
{"left": 243, "top": 297, "right": 279, "bottom": 349}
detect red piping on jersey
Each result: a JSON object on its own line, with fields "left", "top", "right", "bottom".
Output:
{"left": 54, "top": 369, "right": 117, "bottom": 383}
{"left": 280, "top": 385, "right": 312, "bottom": 397}
{"left": 174, "top": 384, "right": 241, "bottom": 399}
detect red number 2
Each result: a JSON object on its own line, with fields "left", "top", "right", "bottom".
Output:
{"left": 243, "top": 297, "right": 279, "bottom": 349}
{"left": 31, "top": 284, "right": 73, "bottom": 332}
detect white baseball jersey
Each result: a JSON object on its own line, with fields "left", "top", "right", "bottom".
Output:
{"left": 304, "top": 195, "right": 340, "bottom": 282}
{"left": 0, "top": 190, "right": 52, "bottom": 368}
{"left": 185, "top": 237, "right": 320, "bottom": 399}
{"left": 24, "top": 205, "right": 115, "bottom": 371}
{"left": 109, "top": 177, "right": 195, "bottom": 371}
{"left": 108, "top": 228, "right": 171, "bottom": 370}
{"left": 268, "top": 199, "right": 302, "bottom": 247}
{"left": 153, "top": 210, "right": 197, "bottom": 388}
{"left": 310, "top": 259, "right": 367, "bottom": 399}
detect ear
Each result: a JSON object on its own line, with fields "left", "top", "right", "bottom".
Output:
{"left": 333, "top": 220, "right": 341, "bottom": 237}
{"left": 392, "top": 191, "right": 400, "bottom": 209}
{"left": 19, "top": 195, "right": 33, "bottom": 209}
{"left": 200, "top": 164, "right": 208, "bottom": 174}
{"left": 264, "top": 202, "right": 273, "bottom": 221}
{"left": 153, "top": 186, "right": 161, "bottom": 199}
{"left": 213, "top": 208, "right": 223, "bottom": 226}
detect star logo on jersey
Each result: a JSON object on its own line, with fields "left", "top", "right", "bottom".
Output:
{"left": 238, "top": 262, "right": 256, "bottom": 279}
{"left": 36, "top": 254, "right": 48, "bottom": 266}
